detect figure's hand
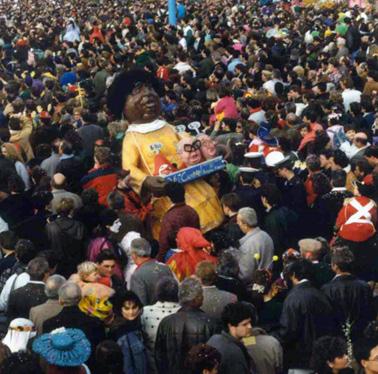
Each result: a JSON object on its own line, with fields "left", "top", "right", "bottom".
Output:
{"left": 142, "top": 176, "right": 167, "bottom": 196}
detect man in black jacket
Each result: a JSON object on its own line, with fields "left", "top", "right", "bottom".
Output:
{"left": 7, "top": 257, "right": 49, "bottom": 321}
{"left": 322, "top": 247, "right": 374, "bottom": 341}
{"left": 273, "top": 259, "right": 335, "bottom": 370}
{"left": 208, "top": 302, "right": 254, "bottom": 374}
{"left": 155, "top": 277, "right": 219, "bottom": 374}
{"left": 43, "top": 282, "right": 105, "bottom": 359}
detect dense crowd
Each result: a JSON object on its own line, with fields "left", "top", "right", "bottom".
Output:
{"left": 0, "top": 0, "right": 378, "bottom": 373}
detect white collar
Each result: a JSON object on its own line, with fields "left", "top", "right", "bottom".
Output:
{"left": 332, "top": 187, "right": 347, "bottom": 192}
{"left": 297, "top": 279, "right": 309, "bottom": 284}
{"left": 127, "top": 119, "right": 167, "bottom": 134}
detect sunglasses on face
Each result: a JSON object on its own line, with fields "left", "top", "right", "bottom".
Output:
{"left": 183, "top": 139, "right": 201, "bottom": 153}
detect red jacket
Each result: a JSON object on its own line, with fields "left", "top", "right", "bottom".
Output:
{"left": 336, "top": 196, "right": 377, "bottom": 242}
{"left": 81, "top": 165, "right": 118, "bottom": 206}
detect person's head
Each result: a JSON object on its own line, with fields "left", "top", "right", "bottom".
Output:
{"left": 95, "top": 340, "right": 124, "bottom": 374}
{"left": 196, "top": 134, "right": 217, "bottom": 160}
{"left": 330, "top": 149, "right": 349, "bottom": 170}
{"left": 0, "top": 231, "right": 18, "bottom": 255}
{"left": 14, "top": 239, "right": 36, "bottom": 266}
{"left": 331, "top": 169, "right": 347, "bottom": 188}
{"left": 8, "top": 174, "right": 25, "bottom": 194}
{"left": 107, "top": 68, "right": 162, "bottom": 122}
{"left": 94, "top": 146, "right": 111, "bottom": 166}
{"left": 55, "top": 197, "right": 75, "bottom": 216}
{"left": 26, "top": 257, "right": 49, "bottom": 282}
{"left": 95, "top": 250, "right": 117, "bottom": 278}
{"left": 2, "top": 318, "right": 36, "bottom": 354}
{"left": 155, "top": 277, "right": 178, "bottom": 303}
{"left": 118, "top": 291, "right": 143, "bottom": 321}
{"left": 59, "top": 282, "right": 82, "bottom": 307}
{"left": 353, "top": 132, "right": 368, "bottom": 148}
{"left": 352, "top": 158, "right": 372, "bottom": 179}
{"left": 107, "top": 191, "right": 125, "bottom": 211}
{"left": 195, "top": 261, "right": 217, "bottom": 287}
{"left": 51, "top": 173, "right": 66, "bottom": 190}
{"left": 284, "top": 258, "right": 314, "bottom": 286}
{"left": 177, "top": 137, "right": 202, "bottom": 166}
{"left": 1, "top": 143, "right": 23, "bottom": 163}
{"left": 130, "top": 238, "right": 151, "bottom": 263}
{"left": 237, "top": 207, "right": 258, "bottom": 233}
{"left": 221, "top": 302, "right": 252, "bottom": 340}
{"left": 310, "top": 336, "right": 349, "bottom": 374}
{"left": 45, "top": 275, "right": 66, "bottom": 300}
{"left": 81, "top": 188, "right": 99, "bottom": 205}
{"left": 32, "top": 328, "right": 91, "bottom": 371}
{"left": 165, "top": 182, "right": 186, "bottom": 204}
{"left": 331, "top": 246, "right": 354, "bottom": 274}
{"left": 312, "top": 172, "right": 332, "bottom": 196}
{"left": 220, "top": 193, "right": 241, "bottom": 217}
{"left": 216, "top": 251, "right": 239, "bottom": 278}
{"left": 260, "top": 183, "right": 282, "bottom": 209}
{"left": 306, "top": 155, "right": 321, "bottom": 173}
{"left": 178, "top": 277, "right": 203, "bottom": 308}
{"left": 0, "top": 351, "right": 41, "bottom": 374}
{"left": 77, "top": 261, "right": 99, "bottom": 283}
{"left": 299, "top": 238, "right": 323, "bottom": 261}
{"left": 354, "top": 338, "right": 378, "bottom": 374}
{"left": 185, "top": 344, "right": 221, "bottom": 374}
{"left": 59, "top": 140, "right": 73, "bottom": 156}
{"left": 365, "top": 146, "right": 378, "bottom": 167}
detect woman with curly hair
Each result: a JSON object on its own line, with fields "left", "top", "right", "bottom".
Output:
{"left": 310, "top": 336, "right": 352, "bottom": 374}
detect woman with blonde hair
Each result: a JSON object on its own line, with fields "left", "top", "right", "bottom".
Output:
{"left": 1, "top": 143, "right": 30, "bottom": 190}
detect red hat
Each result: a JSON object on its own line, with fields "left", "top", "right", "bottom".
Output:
{"left": 153, "top": 154, "right": 177, "bottom": 176}
{"left": 40, "top": 111, "right": 51, "bottom": 119}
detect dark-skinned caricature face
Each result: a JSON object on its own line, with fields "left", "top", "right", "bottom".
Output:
{"left": 123, "top": 83, "right": 161, "bottom": 124}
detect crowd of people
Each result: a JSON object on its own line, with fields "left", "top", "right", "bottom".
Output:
{"left": 0, "top": 0, "right": 377, "bottom": 373}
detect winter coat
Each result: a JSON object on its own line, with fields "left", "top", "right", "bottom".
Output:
{"left": 155, "top": 306, "right": 219, "bottom": 374}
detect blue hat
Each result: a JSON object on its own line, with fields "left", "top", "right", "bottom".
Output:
{"left": 257, "top": 124, "right": 278, "bottom": 147}
{"left": 32, "top": 328, "right": 91, "bottom": 367}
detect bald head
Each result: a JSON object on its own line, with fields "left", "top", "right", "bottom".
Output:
{"left": 51, "top": 173, "right": 66, "bottom": 189}
{"left": 354, "top": 132, "right": 368, "bottom": 147}
{"left": 58, "top": 282, "right": 82, "bottom": 306}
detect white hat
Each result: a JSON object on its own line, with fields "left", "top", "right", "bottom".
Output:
{"left": 244, "top": 152, "right": 263, "bottom": 159}
{"left": 238, "top": 167, "right": 260, "bottom": 173}
{"left": 265, "top": 151, "right": 285, "bottom": 167}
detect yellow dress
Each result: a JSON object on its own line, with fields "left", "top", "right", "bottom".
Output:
{"left": 122, "top": 124, "right": 224, "bottom": 239}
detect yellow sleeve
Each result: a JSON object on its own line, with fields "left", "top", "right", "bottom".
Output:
{"left": 20, "top": 115, "right": 33, "bottom": 136}
{"left": 122, "top": 133, "right": 149, "bottom": 195}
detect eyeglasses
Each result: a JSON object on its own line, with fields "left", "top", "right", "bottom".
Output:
{"left": 183, "top": 139, "right": 201, "bottom": 153}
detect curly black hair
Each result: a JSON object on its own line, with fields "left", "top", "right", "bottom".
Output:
{"left": 185, "top": 344, "right": 221, "bottom": 374}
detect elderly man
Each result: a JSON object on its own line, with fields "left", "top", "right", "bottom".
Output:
{"left": 176, "top": 137, "right": 202, "bottom": 167}
{"left": 29, "top": 274, "right": 66, "bottom": 334}
{"left": 43, "top": 282, "right": 105, "bottom": 350}
{"left": 340, "top": 132, "right": 370, "bottom": 161}
{"left": 236, "top": 207, "right": 274, "bottom": 289}
{"left": 129, "top": 237, "right": 174, "bottom": 306}
{"left": 50, "top": 173, "right": 82, "bottom": 214}
{"left": 155, "top": 277, "right": 219, "bottom": 374}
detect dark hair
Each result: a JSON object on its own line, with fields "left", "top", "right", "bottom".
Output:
{"left": 354, "top": 338, "right": 378, "bottom": 366}
{"left": 217, "top": 251, "right": 239, "bottom": 278}
{"left": 31, "top": 191, "right": 53, "bottom": 210}
{"left": 81, "top": 188, "right": 99, "bottom": 205}
{"left": 0, "top": 351, "right": 41, "bottom": 374}
{"left": 285, "top": 259, "right": 314, "bottom": 281}
{"left": 260, "top": 183, "right": 282, "bottom": 206}
{"left": 95, "top": 340, "right": 124, "bottom": 374}
{"left": 185, "top": 344, "right": 221, "bottom": 374}
{"left": 331, "top": 246, "right": 354, "bottom": 273}
{"left": 155, "top": 276, "right": 178, "bottom": 302}
{"left": 107, "top": 191, "right": 125, "bottom": 210}
{"left": 15, "top": 239, "right": 36, "bottom": 265}
{"left": 220, "top": 193, "right": 241, "bottom": 212}
{"left": 306, "top": 155, "right": 321, "bottom": 172}
{"left": 0, "top": 231, "right": 18, "bottom": 252}
{"left": 8, "top": 174, "right": 25, "bottom": 194}
{"left": 165, "top": 182, "right": 185, "bottom": 204}
{"left": 95, "top": 249, "right": 117, "bottom": 264}
{"left": 351, "top": 158, "right": 372, "bottom": 175}
{"left": 221, "top": 302, "right": 252, "bottom": 329}
{"left": 310, "top": 336, "right": 347, "bottom": 374}
{"left": 223, "top": 118, "right": 237, "bottom": 132}
{"left": 312, "top": 172, "right": 331, "bottom": 196}
{"left": 26, "top": 257, "right": 49, "bottom": 281}
{"left": 332, "top": 149, "right": 349, "bottom": 168}
{"left": 116, "top": 290, "right": 143, "bottom": 314}
{"left": 331, "top": 169, "right": 347, "bottom": 188}
{"left": 365, "top": 145, "right": 378, "bottom": 159}
{"left": 60, "top": 140, "right": 73, "bottom": 155}
{"left": 38, "top": 250, "right": 60, "bottom": 271}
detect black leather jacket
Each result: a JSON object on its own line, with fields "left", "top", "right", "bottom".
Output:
{"left": 155, "top": 306, "right": 220, "bottom": 374}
